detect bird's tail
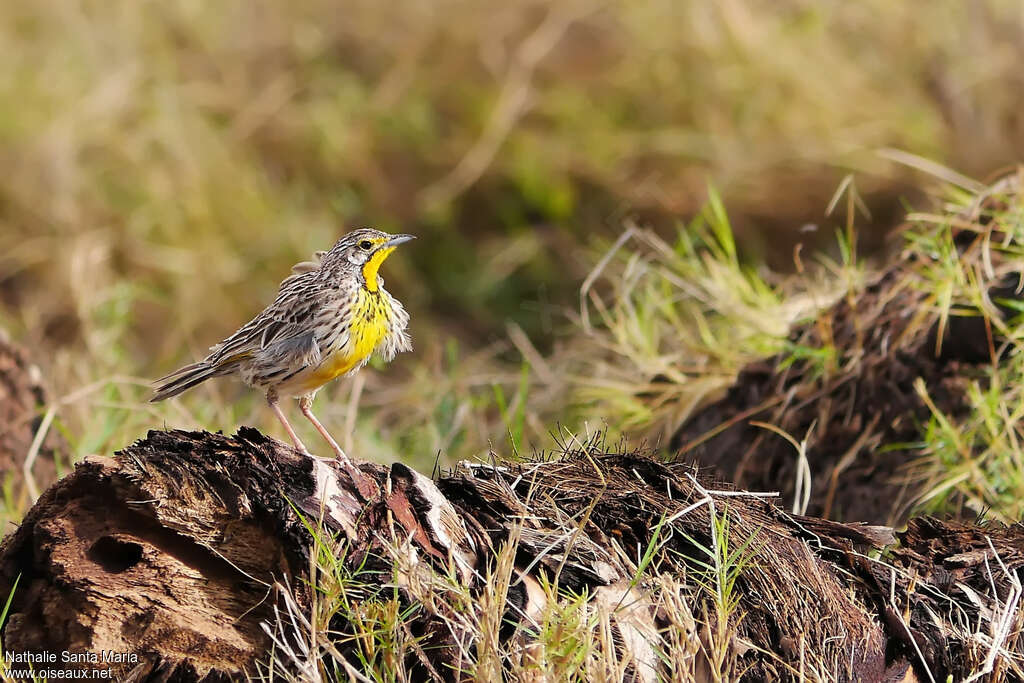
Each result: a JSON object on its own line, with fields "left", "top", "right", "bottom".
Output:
{"left": 150, "top": 360, "right": 229, "bottom": 402}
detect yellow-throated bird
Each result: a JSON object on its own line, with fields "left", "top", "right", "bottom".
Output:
{"left": 151, "top": 228, "right": 414, "bottom": 464}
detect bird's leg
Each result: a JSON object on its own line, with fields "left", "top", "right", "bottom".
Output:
{"left": 299, "top": 395, "right": 352, "bottom": 465}
{"left": 267, "top": 391, "right": 309, "bottom": 453}
{"left": 298, "top": 395, "right": 378, "bottom": 499}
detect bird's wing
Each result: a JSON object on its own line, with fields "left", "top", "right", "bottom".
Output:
{"left": 206, "top": 271, "right": 326, "bottom": 367}
{"left": 259, "top": 328, "right": 322, "bottom": 369}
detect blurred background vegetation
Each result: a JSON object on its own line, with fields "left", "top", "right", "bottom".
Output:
{"left": 1, "top": 0, "right": 1023, "bottom": 485}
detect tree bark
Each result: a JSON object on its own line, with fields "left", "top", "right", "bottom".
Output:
{"left": 0, "top": 428, "right": 1020, "bottom": 681}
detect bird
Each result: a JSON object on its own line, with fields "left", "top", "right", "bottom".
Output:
{"left": 151, "top": 228, "right": 414, "bottom": 465}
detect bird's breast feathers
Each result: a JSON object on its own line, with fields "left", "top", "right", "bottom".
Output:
{"left": 306, "top": 287, "right": 411, "bottom": 387}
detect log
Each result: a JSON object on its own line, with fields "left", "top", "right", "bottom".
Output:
{"left": 0, "top": 428, "right": 1020, "bottom": 681}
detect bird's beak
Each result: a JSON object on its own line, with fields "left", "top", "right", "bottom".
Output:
{"left": 384, "top": 234, "right": 416, "bottom": 248}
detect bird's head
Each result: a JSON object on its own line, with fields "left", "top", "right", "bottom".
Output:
{"left": 324, "top": 228, "right": 415, "bottom": 292}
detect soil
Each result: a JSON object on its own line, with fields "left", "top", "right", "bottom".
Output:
{"left": 671, "top": 213, "right": 1023, "bottom": 525}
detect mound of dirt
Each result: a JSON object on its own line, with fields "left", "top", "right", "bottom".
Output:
{"left": 672, "top": 183, "right": 1024, "bottom": 525}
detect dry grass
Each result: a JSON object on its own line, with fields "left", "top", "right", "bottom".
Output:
{"left": 2, "top": 1, "right": 1024, "bottom": 486}
{"left": 568, "top": 200, "right": 860, "bottom": 446}
{"left": 574, "top": 169, "right": 1024, "bottom": 524}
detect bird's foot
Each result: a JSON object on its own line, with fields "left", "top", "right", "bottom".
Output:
{"left": 296, "top": 445, "right": 352, "bottom": 468}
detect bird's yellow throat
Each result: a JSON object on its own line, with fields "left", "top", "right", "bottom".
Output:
{"left": 361, "top": 246, "right": 396, "bottom": 292}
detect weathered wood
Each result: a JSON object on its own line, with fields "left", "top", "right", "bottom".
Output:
{"left": 0, "top": 430, "right": 328, "bottom": 680}
{"left": 0, "top": 428, "right": 1020, "bottom": 681}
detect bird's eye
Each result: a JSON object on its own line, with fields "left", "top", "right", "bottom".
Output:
{"left": 359, "top": 240, "right": 373, "bottom": 250}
